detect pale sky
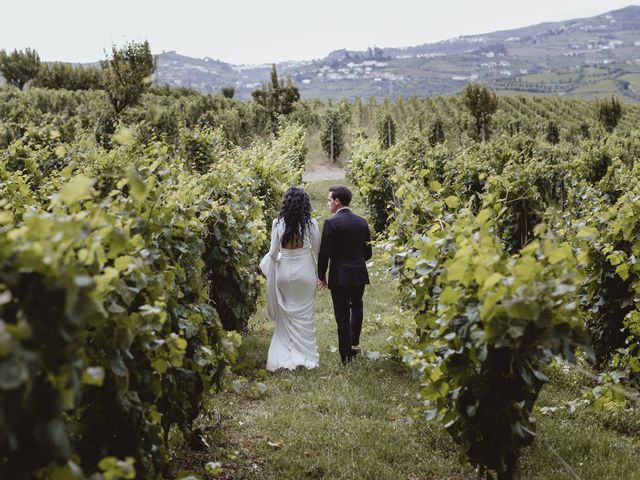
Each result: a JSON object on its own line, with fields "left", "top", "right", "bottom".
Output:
{"left": 1, "top": 1, "right": 637, "bottom": 65}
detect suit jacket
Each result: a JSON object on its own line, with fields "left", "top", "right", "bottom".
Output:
{"left": 318, "top": 209, "right": 372, "bottom": 289}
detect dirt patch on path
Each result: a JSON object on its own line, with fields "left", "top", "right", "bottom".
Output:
{"left": 303, "top": 164, "right": 345, "bottom": 182}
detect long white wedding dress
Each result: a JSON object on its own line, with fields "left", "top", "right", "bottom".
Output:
{"left": 260, "top": 218, "right": 321, "bottom": 371}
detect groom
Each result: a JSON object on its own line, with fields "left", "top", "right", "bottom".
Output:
{"left": 318, "top": 185, "right": 372, "bottom": 364}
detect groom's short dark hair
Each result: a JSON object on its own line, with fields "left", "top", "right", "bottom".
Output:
{"left": 329, "top": 185, "right": 352, "bottom": 206}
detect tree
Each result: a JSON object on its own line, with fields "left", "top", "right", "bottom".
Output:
{"left": 320, "top": 106, "right": 345, "bottom": 163}
{"left": 378, "top": 113, "right": 396, "bottom": 149}
{"left": 251, "top": 64, "right": 300, "bottom": 133}
{"left": 429, "top": 118, "right": 445, "bottom": 145}
{"left": 596, "top": 95, "right": 623, "bottom": 133}
{"left": 461, "top": 82, "right": 498, "bottom": 141}
{"left": 220, "top": 86, "right": 235, "bottom": 99}
{"left": 0, "top": 48, "right": 41, "bottom": 90}
{"left": 100, "top": 41, "right": 156, "bottom": 114}
{"left": 545, "top": 120, "right": 560, "bottom": 144}
{"left": 33, "top": 63, "right": 101, "bottom": 90}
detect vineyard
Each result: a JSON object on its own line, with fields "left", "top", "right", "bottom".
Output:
{"left": 1, "top": 73, "right": 640, "bottom": 479}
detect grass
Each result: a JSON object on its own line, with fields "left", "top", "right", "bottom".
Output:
{"left": 171, "top": 176, "right": 640, "bottom": 480}
{"left": 496, "top": 90, "right": 568, "bottom": 99}
{"left": 568, "top": 79, "right": 619, "bottom": 98}
{"left": 304, "top": 130, "right": 350, "bottom": 169}
{"left": 521, "top": 72, "right": 578, "bottom": 83}
{"left": 621, "top": 73, "right": 640, "bottom": 93}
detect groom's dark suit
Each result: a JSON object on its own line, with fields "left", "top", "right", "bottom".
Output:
{"left": 318, "top": 208, "right": 372, "bottom": 363}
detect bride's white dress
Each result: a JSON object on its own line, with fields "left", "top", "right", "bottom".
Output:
{"left": 260, "top": 218, "right": 321, "bottom": 371}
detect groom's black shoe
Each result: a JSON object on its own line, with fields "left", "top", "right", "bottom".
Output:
{"left": 340, "top": 354, "right": 354, "bottom": 366}
{"left": 351, "top": 345, "right": 361, "bottom": 358}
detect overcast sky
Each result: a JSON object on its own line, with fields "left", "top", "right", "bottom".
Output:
{"left": 1, "top": 1, "right": 637, "bottom": 64}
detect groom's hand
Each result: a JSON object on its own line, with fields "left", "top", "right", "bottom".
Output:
{"left": 317, "top": 279, "right": 327, "bottom": 290}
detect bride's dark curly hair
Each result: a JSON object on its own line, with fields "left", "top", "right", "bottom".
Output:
{"left": 278, "top": 187, "right": 312, "bottom": 247}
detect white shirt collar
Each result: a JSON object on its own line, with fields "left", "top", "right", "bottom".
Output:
{"left": 336, "top": 207, "right": 351, "bottom": 213}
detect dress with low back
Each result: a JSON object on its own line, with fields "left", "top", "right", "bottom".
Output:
{"left": 260, "top": 218, "right": 320, "bottom": 371}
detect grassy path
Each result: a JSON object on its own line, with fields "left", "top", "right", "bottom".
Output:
{"left": 173, "top": 179, "right": 640, "bottom": 480}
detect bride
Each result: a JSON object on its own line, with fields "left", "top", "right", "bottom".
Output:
{"left": 260, "top": 187, "right": 321, "bottom": 371}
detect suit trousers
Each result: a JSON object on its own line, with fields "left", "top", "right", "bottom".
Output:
{"left": 330, "top": 285, "right": 365, "bottom": 363}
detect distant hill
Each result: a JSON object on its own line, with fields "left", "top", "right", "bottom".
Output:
{"left": 5, "top": 6, "right": 640, "bottom": 101}
{"left": 152, "top": 5, "right": 640, "bottom": 101}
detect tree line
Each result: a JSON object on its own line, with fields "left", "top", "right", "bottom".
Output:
{"left": 1, "top": 44, "right": 628, "bottom": 164}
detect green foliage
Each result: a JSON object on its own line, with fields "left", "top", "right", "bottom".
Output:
{"left": 580, "top": 122, "right": 591, "bottom": 139}
{"left": 596, "top": 95, "right": 623, "bottom": 133}
{"left": 202, "top": 147, "right": 291, "bottom": 331}
{"left": 574, "top": 189, "right": 640, "bottom": 367}
{"left": 0, "top": 88, "right": 113, "bottom": 147}
{"left": 251, "top": 64, "right": 300, "bottom": 134}
{"left": 100, "top": 41, "right": 156, "bottom": 114}
{"left": 569, "top": 134, "right": 640, "bottom": 204}
{"left": 377, "top": 112, "right": 396, "bottom": 149}
{"left": 290, "top": 99, "right": 321, "bottom": 130}
{"left": 428, "top": 118, "right": 445, "bottom": 145}
{"left": 0, "top": 147, "right": 248, "bottom": 478}
{"left": 482, "top": 136, "right": 570, "bottom": 252}
{"left": 0, "top": 48, "right": 41, "bottom": 90}
{"left": 387, "top": 178, "right": 590, "bottom": 479}
{"left": 33, "top": 63, "right": 102, "bottom": 91}
{"left": 0, "top": 90, "right": 303, "bottom": 477}
{"left": 0, "top": 83, "right": 275, "bottom": 154}
{"left": 545, "top": 120, "right": 560, "bottom": 144}
{"left": 319, "top": 105, "right": 346, "bottom": 163}
{"left": 0, "top": 164, "right": 35, "bottom": 221}
{"left": 201, "top": 163, "right": 267, "bottom": 333}
{"left": 6, "top": 80, "right": 640, "bottom": 479}
{"left": 179, "top": 126, "right": 227, "bottom": 174}
{"left": 220, "top": 86, "right": 235, "bottom": 99}
{"left": 180, "top": 123, "right": 305, "bottom": 332}
{"left": 270, "top": 122, "right": 308, "bottom": 184}
{"left": 126, "top": 100, "right": 181, "bottom": 144}
{"left": 346, "top": 134, "right": 396, "bottom": 233}
{"left": 461, "top": 83, "right": 499, "bottom": 141}
{"left": 174, "top": 93, "right": 260, "bottom": 146}
{"left": 238, "top": 125, "right": 306, "bottom": 223}
{"left": 347, "top": 126, "right": 640, "bottom": 478}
